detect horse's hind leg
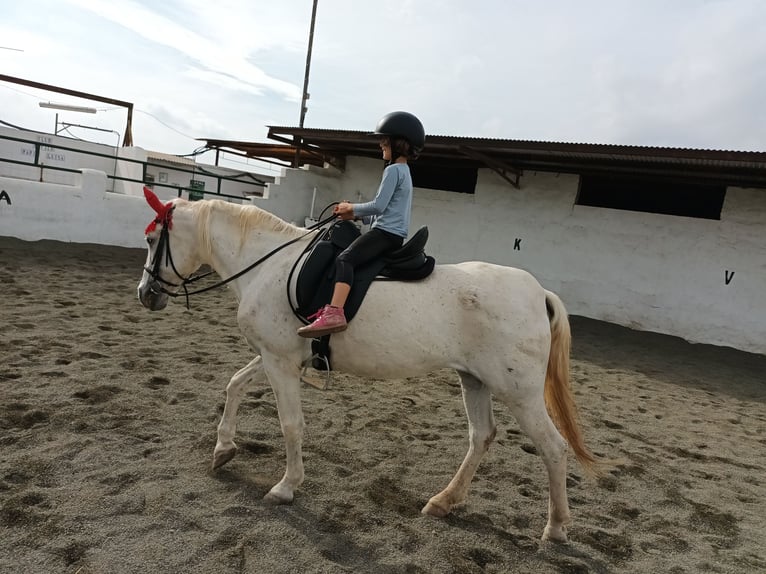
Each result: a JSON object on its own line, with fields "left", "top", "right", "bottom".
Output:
{"left": 213, "top": 355, "right": 263, "bottom": 469}
{"left": 502, "top": 391, "right": 571, "bottom": 543}
{"left": 423, "top": 371, "right": 496, "bottom": 517}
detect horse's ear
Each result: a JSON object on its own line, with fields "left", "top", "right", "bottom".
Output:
{"left": 144, "top": 186, "right": 165, "bottom": 215}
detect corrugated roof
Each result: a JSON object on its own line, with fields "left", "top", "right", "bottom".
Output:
{"left": 199, "top": 128, "right": 766, "bottom": 188}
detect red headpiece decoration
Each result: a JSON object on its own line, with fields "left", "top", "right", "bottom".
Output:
{"left": 143, "top": 186, "right": 174, "bottom": 234}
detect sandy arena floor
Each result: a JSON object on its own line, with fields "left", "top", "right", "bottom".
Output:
{"left": 1, "top": 237, "right": 764, "bottom": 573}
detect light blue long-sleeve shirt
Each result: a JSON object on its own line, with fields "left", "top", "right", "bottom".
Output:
{"left": 352, "top": 163, "right": 412, "bottom": 238}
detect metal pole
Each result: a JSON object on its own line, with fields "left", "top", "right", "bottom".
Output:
{"left": 294, "top": 0, "right": 318, "bottom": 167}
{"left": 112, "top": 130, "right": 120, "bottom": 192}
{"left": 123, "top": 104, "right": 134, "bottom": 146}
{"left": 1, "top": 74, "right": 134, "bottom": 146}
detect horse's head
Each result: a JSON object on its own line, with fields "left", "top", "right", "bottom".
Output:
{"left": 137, "top": 188, "right": 202, "bottom": 310}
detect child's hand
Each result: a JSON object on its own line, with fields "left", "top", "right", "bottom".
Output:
{"left": 334, "top": 202, "right": 355, "bottom": 220}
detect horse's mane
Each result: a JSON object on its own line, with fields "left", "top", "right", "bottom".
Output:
{"left": 190, "top": 199, "right": 304, "bottom": 259}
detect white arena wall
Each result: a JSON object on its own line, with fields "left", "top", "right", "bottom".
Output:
{"left": 253, "top": 156, "right": 766, "bottom": 355}
{"left": 0, "top": 170, "right": 155, "bottom": 248}
{"left": 0, "top": 151, "right": 764, "bottom": 355}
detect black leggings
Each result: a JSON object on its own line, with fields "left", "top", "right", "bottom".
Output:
{"left": 335, "top": 227, "right": 404, "bottom": 285}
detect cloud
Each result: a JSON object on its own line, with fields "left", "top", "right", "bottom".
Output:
{"left": 62, "top": 0, "right": 301, "bottom": 101}
{"left": 4, "top": 0, "right": 765, "bottom": 155}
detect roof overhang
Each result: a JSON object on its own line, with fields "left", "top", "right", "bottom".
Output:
{"left": 199, "top": 128, "right": 766, "bottom": 188}
{"left": 147, "top": 150, "right": 196, "bottom": 167}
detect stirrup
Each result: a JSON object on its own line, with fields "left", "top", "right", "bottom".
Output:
{"left": 300, "top": 354, "right": 332, "bottom": 390}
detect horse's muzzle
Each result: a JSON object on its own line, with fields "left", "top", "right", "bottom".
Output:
{"left": 138, "top": 279, "right": 169, "bottom": 311}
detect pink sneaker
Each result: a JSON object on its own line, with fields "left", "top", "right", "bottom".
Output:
{"left": 297, "top": 305, "right": 348, "bottom": 338}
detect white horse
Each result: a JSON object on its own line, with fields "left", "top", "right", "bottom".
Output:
{"left": 137, "top": 193, "right": 599, "bottom": 542}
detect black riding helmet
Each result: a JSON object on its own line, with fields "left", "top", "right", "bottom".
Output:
{"left": 374, "top": 111, "right": 425, "bottom": 158}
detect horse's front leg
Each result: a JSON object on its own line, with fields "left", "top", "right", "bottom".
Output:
{"left": 213, "top": 355, "right": 263, "bottom": 469}
{"left": 261, "top": 351, "right": 305, "bottom": 505}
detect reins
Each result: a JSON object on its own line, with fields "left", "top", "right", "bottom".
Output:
{"left": 145, "top": 208, "right": 338, "bottom": 309}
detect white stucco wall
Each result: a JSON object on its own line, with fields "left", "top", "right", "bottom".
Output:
{"left": 249, "top": 164, "right": 343, "bottom": 225}
{"left": 114, "top": 146, "right": 148, "bottom": 196}
{"left": 0, "top": 170, "right": 150, "bottom": 248}
{"left": 252, "top": 156, "right": 766, "bottom": 355}
{"left": 0, "top": 143, "right": 763, "bottom": 355}
{"left": 459, "top": 171, "right": 766, "bottom": 355}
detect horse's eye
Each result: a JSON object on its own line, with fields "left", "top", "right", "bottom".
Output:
{"left": 146, "top": 237, "right": 155, "bottom": 246}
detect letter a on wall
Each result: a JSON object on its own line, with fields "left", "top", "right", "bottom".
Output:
{"left": 0, "top": 190, "right": 10, "bottom": 205}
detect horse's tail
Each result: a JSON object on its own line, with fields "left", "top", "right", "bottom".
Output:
{"left": 543, "top": 290, "right": 600, "bottom": 477}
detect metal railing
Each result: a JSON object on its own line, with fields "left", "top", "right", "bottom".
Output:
{"left": 0, "top": 133, "right": 267, "bottom": 201}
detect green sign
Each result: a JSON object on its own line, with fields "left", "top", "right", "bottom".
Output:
{"left": 189, "top": 179, "right": 205, "bottom": 201}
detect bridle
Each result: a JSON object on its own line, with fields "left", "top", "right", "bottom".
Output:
{"left": 142, "top": 205, "right": 206, "bottom": 303}
{"left": 143, "top": 205, "right": 337, "bottom": 309}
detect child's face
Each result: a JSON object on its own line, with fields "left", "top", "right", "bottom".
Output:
{"left": 379, "top": 138, "right": 392, "bottom": 161}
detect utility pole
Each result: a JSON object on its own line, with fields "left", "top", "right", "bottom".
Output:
{"left": 294, "top": 0, "right": 319, "bottom": 167}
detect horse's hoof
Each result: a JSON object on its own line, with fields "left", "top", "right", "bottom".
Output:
{"left": 542, "top": 524, "right": 568, "bottom": 544}
{"left": 421, "top": 499, "right": 450, "bottom": 518}
{"left": 212, "top": 447, "right": 237, "bottom": 470}
{"left": 263, "top": 490, "right": 293, "bottom": 506}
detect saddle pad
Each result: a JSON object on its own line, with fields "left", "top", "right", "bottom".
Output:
{"left": 296, "top": 240, "right": 386, "bottom": 323}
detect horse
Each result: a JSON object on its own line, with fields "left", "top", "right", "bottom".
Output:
{"left": 136, "top": 192, "right": 599, "bottom": 543}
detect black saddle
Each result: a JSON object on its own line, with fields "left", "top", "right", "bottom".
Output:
{"left": 290, "top": 220, "right": 435, "bottom": 369}
{"left": 380, "top": 225, "right": 432, "bottom": 278}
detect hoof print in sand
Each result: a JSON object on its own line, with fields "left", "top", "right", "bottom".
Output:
{"left": 1, "top": 403, "right": 50, "bottom": 429}
{"left": 0, "top": 491, "right": 49, "bottom": 527}
{"left": 56, "top": 540, "right": 92, "bottom": 567}
{"left": 688, "top": 502, "right": 740, "bottom": 537}
{"left": 579, "top": 527, "right": 634, "bottom": 560}
{"left": 72, "top": 385, "right": 123, "bottom": 404}
{"left": 144, "top": 376, "right": 171, "bottom": 389}
{"left": 365, "top": 477, "right": 420, "bottom": 517}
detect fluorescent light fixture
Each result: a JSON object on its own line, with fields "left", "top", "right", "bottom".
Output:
{"left": 39, "top": 102, "right": 97, "bottom": 113}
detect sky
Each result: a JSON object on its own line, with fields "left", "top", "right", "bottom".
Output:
{"left": 2, "top": 0, "right": 765, "bottom": 174}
